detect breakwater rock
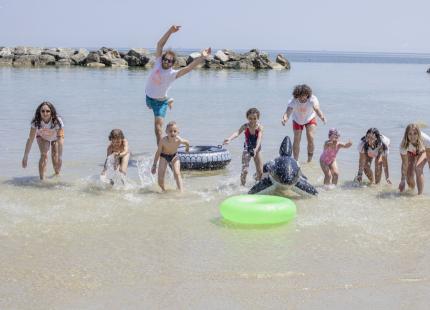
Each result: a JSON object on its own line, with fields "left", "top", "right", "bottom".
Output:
{"left": 0, "top": 47, "right": 290, "bottom": 70}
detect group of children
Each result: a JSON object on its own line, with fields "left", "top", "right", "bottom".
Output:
{"left": 22, "top": 85, "right": 430, "bottom": 196}
{"left": 21, "top": 25, "right": 430, "bottom": 195}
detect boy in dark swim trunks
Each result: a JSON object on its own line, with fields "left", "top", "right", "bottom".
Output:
{"left": 151, "top": 121, "right": 190, "bottom": 192}
{"left": 223, "top": 108, "right": 264, "bottom": 185}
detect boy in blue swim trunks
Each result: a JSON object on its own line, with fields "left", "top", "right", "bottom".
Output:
{"left": 145, "top": 25, "right": 211, "bottom": 145}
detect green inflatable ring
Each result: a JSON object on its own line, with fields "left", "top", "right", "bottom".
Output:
{"left": 219, "top": 195, "right": 297, "bottom": 225}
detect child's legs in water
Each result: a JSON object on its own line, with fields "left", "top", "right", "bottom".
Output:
{"left": 171, "top": 156, "right": 183, "bottom": 191}
{"left": 415, "top": 152, "right": 427, "bottom": 194}
{"left": 51, "top": 138, "right": 63, "bottom": 175}
{"left": 119, "top": 153, "right": 131, "bottom": 175}
{"left": 157, "top": 157, "right": 168, "bottom": 191}
{"left": 37, "top": 137, "right": 50, "bottom": 180}
{"left": 305, "top": 124, "right": 316, "bottom": 162}
{"left": 253, "top": 148, "right": 263, "bottom": 181}
{"left": 320, "top": 159, "right": 332, "bottom": 185}
{"left": 241, "top": 151, "right": 252, "bottom": 185}
{"left": 292, "top": 129, "right": 302, "bottom": 161}
{"left": 329, "top": 160, "right": 340, "bottom": 185}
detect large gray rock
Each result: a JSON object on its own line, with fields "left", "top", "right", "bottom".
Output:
{"left": 174, "top": 56, "right": 187, "bottom": 68}
{"left": 204, "top": 58, "right": 223, "bottom": 69}
{"left": 215, "top": 50, "right": 229, "bottom": 63}
{"left": 34, "top": 54, "right": 56, "bottom": 66}
{"left": 0, "top": 47, "right": 13, "bottom": 58}
{"left": 123, "top": 55, "right": 140, "bottom": 66}
{"left": 267, "top": 61, "right": 284, "bottom": 70}
{"left": 13, "top": 47, "right": 42, "bottom": 56}
{"left": 100, "top": 50, "right": 123, "bottom": 66}
{"left": 70, "top": 48, "right": 89, "bottom": 65}
{"left": 84, "top": 52, "right": 100, "bottom": 64}
{"left": 223, "top": 49, "right": 241, "bottom": 61}
{"left": 276, "top": 54, "right": 291, "bottom": 70}
{"left": 57, "top": 48, "right": 75, "bottom": 60}
{"left": 110, "top": 58, "right": 128, "bottom": 67}
{"left": 13, "top": 55, "right": 38, "bottom": 66}
{"left": 127, "top": 48, "right": 149, "bottom": 58}
{"left": 124, "top": 48, "right": 150, "bottom": 67}
{"left": 427, "top": 68, "right": 430, "bottom": 73}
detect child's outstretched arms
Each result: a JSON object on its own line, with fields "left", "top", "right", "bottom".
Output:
{"left": 178, "top": 137, "right": 190, "bottom": 152}
{"left": 223, "top": 124, "right": 246, "bottom": 145}
{"left": 340, "top": 140, "right": 353, "bottom": 148}
{"left": 22, "top": 128, "right": 37, "bottom": 168}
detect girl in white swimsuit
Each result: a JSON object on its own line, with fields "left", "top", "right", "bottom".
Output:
{"left": 22, "top": 101, "right": 64, "bottom": 180}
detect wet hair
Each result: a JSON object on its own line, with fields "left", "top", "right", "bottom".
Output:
{"left": 400, "top": 123, "right": 425, "bottom": 154}
{"left": 328, "top": 128, "right": 340, "bottom": 138}
{"left": 162, "top": 50, "right": 177, "bottom": 65}
{"left": 246, "top": 108, "right": 260, "bottom": 119}
{"left": 361, "top": 127, "right": 387, "bottom": 154}
{"left": 166, "top": 121, "right": 177, "bottom": 130}
{"left": 31, "top": 101, "right": 62, "bottom": 129}
{"left": 109, "top": 129, "right": 125, "bottom": 141}
{"left": 293, "top": 84, "right": 312, "bottom": 99}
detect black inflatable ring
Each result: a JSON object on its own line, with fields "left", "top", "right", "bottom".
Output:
{"left": 178, "top": 145, "right": 231, "bottom": 170}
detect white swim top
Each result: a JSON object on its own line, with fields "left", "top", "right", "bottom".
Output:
{"left": 145, "top": 57, "right": 179, "bottom": 99}
{"left": 287, "top": 95, "right": 320, "bottom": 125}
{"left": 31, "top": 116, "right": 64, "bottom": 142}
{"left": 399, "top": 132, "right": 430, "bottom": 155}
{"left": 357, "top": 134, "right": 390, "bottom": 158}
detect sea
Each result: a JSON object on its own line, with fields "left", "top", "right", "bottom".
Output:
{"left": 1, "top": 50, "right": 430, "bottom": 309}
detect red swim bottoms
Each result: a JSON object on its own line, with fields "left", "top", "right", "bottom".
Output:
{"left": 293, "top": 117, "right": 317, "bottom": 130}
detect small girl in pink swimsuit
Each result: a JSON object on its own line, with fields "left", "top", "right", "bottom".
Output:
{"left": 320, "top": 128, "right": 352, "bottom": 186}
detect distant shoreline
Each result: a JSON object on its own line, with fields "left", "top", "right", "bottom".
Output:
{"left": 0, "top": 47, "right": 291, "bottom": 70}
{"left": 1, "top": 47, "right": 430, "bottom": 68}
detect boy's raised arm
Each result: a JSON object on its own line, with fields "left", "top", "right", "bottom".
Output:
{"left": 156, "top": 25, "right": 181, "bottom": 58}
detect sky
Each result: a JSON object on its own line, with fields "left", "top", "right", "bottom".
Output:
{"left": 0, "top": 0, "right": 429, "bottom": 53}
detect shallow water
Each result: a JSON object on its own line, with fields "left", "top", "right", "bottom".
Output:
{"left": 1, "top": 62, "right": 430, "bottom": 309}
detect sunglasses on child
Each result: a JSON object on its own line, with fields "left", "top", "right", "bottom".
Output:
{"left": 162, "top": 57, "right": 174, "bottom": 64}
